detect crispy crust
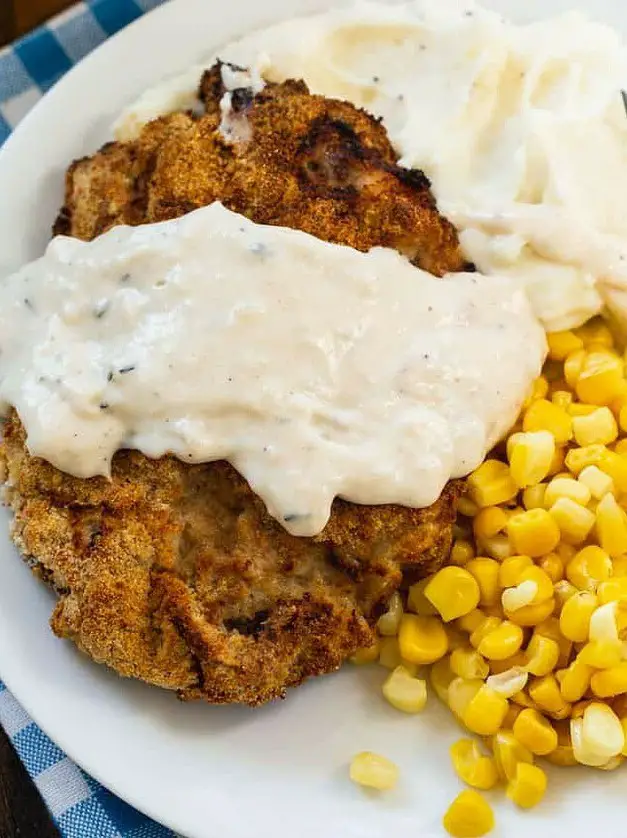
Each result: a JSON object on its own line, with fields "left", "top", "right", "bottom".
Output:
{"left": 2, "top": 415, "right": 462, "bottom": 705}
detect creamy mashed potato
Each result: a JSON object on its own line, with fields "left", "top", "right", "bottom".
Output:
{"left": 115, "top": 0, "right": 627, "bottom": 333}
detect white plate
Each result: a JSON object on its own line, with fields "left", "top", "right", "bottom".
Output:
{"left": 1, "top": 1, "right": 627, "bottom": 836}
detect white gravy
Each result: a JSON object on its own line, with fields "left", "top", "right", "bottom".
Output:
{"left": 0, "top": 203, "right": 545, "bottom": 536}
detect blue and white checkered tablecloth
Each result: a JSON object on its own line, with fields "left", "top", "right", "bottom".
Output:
{"left": 0, "top": 5, "right": 181, "bottom": 835}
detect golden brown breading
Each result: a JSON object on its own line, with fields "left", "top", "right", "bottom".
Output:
{"left": 54, "top": 63, "right": 471, "bottom": 277}
{"left": 3, "top": 68, "right": 469, "bottom": 705}
{"left": 2, "top": 414, "right": 462, "bottom": 705}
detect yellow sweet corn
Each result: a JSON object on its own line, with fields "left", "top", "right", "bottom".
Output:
{"left": 613, "top": 554, "right": 627, "bottom": 576}
{"left": 458, "top": 495, "right": 480, "bottom": 517}
{"left": 547, "top": 721, "right": 578, "bottom": 767}
{"left": 377, "top": 591, "right": 403, "bottom": 636}
{"left": 552, "top": 390, "right": 573, "bottom": 411}
{"left": 563, "top": 349, "right": 587, "bottom": 390}
{"left": 463, "top": 685, "right": 509, "bottom": 735}
{"left": 576, "top": 351, "right": 624, "bottom": 406}
{"left": 544, "top": 476, "right": 591, "bottom": 508}
{"left": 554, "top": 579, "right": 578, "bottom": 611}
{"left": 525, "top": 634, "right": 560, "bottom": 677}
{"left": 506, "top": 763, "right": 548, "bottom": 809}
{"left": 571, "top": 703, "right": 625, "bottom": 766}
{"left": 349, "top": 752, "right": 399, "bottom": 790}
{"left": 443, "top": 790, "right": 494, "bottom": 838}
{"left": 499, "top": 555, "right": 534, "bottom": 588}
{"left": 574, "top": 319, "right": 614, "bottom": 349}
{"left": 456, "top": 609, "right": 488, "bottom": 636}
{"left": 524, "top": 376, "right": 550, "bottom": 408}
{"left": 578, "top": 464, "right": 615, "bottom": 499}
{"left": 523, "top": 399, "right": 573, "bottom": 445}
{"left": 559, "top": 591, "right": 598, "bottom": 640}
{"left": 590, "top": 663, "right": 627, "bottom": 698}
{"left": 378, "top": 637, "right": 404, "bottom": 670}
{"left": 468, "top": 460, "right": 518, "bottom": 508}
{"left": 350, "top": 641, "right": 380, "bottom": 664}
{"left": 473, "top": 507, "right": 508, "bottom": 541}
{"left": 465, "top": 559, "right": 501, "bottom": 608}
{"left": 528, "top": 674, "right": 571, "bottom": 718}
{"left": 489, "top": 652, "right": 527, "bottom": 675}
{"left": 597, "top": 577, "right": 627, "bottom": 604}
{"left": 424, "top": 566, "right": 480, "bottom": 622}
{"left": 549, "top": 497, "right": 596, "bottom": 544}
{"left": 513, "top": 708, "right": 558, "bottom": 755}
{"left": 547, "top": 330, "right": 584, "bottom": 361}
{"left": 508, "top": 509, "right": 561, "bottom": 557}
{"left": 478, "top": 621, "right": 524, "bottom": 661}
{"left": 615, "top": 437, "right": 627, "bottom": 455}
{"left": 522, "top": 484, "right": 547, "bottom": 510}
{"left": 565, "top": 443, "right": 607, "bottom": 475}
{"left": 398, "top": 614, "right": 448, "bottom": 664}
{"left": 406, "top": 578, "right": 438, "bottom": 615}
{"left": 578, "top": 640, "right": 622, "bottom": 669}
{"left": 508, "top": 431, "right": 555, "bottom": 488}
{"left": 501, "top": 580, "right": 539, "bottom": 612}
{"left": 481, "top": 535, "right": 513, "bottom": 561}
{"left": 573, "top": 407, "right": 619, "bottom": 447}
{"left": 598, "top": 450, "right": 627, "bottom": 493}
{"left": 382, "top": 665, "right": 428, "bottom": 714}
{"left": 469, "top": 616, "right": 502, "bottom": 650}
{"left": 503, "top": 703, "right": 523, "bottom": 729}
{"left": 566, "top": 546, "right": 612, "bottom": 592}
{"left": 596, "top": 493, "right": 627, "bottom": 556}
{"left": 558, "top": 659, "right": 594, "bottom": 703}
{"left": 447, "top": 677, "right": 483, "bottom": 719}
{"left": 449, "top": 739, "right": 498, "bottom": 791}
{"left": 430, "top": 656, "right": 454, "bottom": 703}
{"left": 505, "top": 598, "right": 555, "bottom": 627}
{"left": 485, "top": 667, "right": 528, "bottom": 698}
{"left": 490, "top": 729, "right": 534, "bottom": 780}
{"left": 538, "top": 553, "right": 564, "bottom": 583}
{"left": 450, "top": 647, "right": 490, "bottom": 680}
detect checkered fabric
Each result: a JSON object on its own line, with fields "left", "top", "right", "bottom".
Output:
{"left": 0, "top": 6, "right": 181, "bottom": 835}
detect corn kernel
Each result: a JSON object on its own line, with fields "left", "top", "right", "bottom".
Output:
{"left": 535, "top": 554, "right": 562, "bottom": 585}
{"left": 458, "top": 495, "right": 480, "bottom": 517}
{"left": 547, "top": 721, "right": 577, "bottom": 766}
{"left": 489, "top": 652, "right": 526, "bottom": 675}
{"left": 446, "top": 626, "right": 467, "bottom": 652}
{"left": 547, "top": 445, "right": 566, "bottom": 476}
{"left": 349, "top": 752, "right": 399, "bottom": 790}
{"left": 407, "top": 578, "right": 438, "bottom": 615}
{"left": 448, "top": 677, "right": 483, "bottom": 719}
{"left": 590, "top": 663, "right": 627, "bottom": 698}
{"left": 528, "top": 674, "right": 571, "bottom": 718}
{"left": 502, "top": 580, "right": 539, "bottom": 612}
{"left": 430, "top": 656, "right": 454, "bottom": 703}
{"left": 465, "top": 559, "right": 501, "bottom": 607}
{"left": 522, "top": 484, "right": 547, "bottom": 510}
{"left": 463, "top": 685, "right": 509, "bottom": 735}
{"left": 508, "top": 509, "right": 561, "bottom": 557}
{"left": 566, "top": 546, "right": 612, "bottom": 592}
{"left": 450, "top": 739, "right": 498, "bottom": 791}
{"left": 523, "top": 399, "right": 573, "bottom": 445}
{"left": 382, "top": 665, "right": 428, "bottom": 714}
{"left": 576, "top": 351, "right": 624, "bottom": 406}
{"left": 589, "top": 601, "right": 621, "bottom": 643}
{"left": 615, "top": 438, "right": 627, "bottom": 456}
{"left": 424, "top": 566, "right": 480, "bottom": 622}
{"left": 573, "top": 407, "right": 619, "bottom": 447}
{"left": 398, "top": 614, "right": 448, "bottom": 665}
{"left": 578, "top": 640, "right": 623, "bottom": 669}
{"left": 468, "top": 460, "right": 518, "bottom": 508}
{"left": 512, "top": 708, "right": 557, "bottom": 755}
{"left": 443, "top": 790, "right": 494, "bottom": 838}
{"left": 557, "top": 659, "right": 593, "bottom": 702}
{"left": 571, "top": 703, "right": 625, "bottom": 766}
{"left": 564, "top": 348, "right": 587, "bottom": 388}
{"left": 523, "top": 376, "right": 550, "bottom": 408}
{"left": 478, "top": 621, "right": 524, "bottom": 661}
{"left": 596, "top": 494, "right": 627, "bottom": 556}
{"left": 575, "top": 319, "right": 615, "bottom": 348}
{"left": 486, "top": 667, "right": 528, "bottom": 698}
{"left": 481, "top": 535, "right": 513, "bottom": 561}
{"left": 490, "top": 729, "right": 534, "bottom": 780}
{"left": 619, "top": 406, "right": 627, "bottom": 435}
{"left": 377, "top": 591, "right": 403, "bottom": 636}
{"left": 450, "top": 647, "right": 490, "bottom": 680}
{"left": 544, "top": 476, "right": 591, "bottom": 508}
{"left": 506, "top": 598, "right": 555, "bottom": 627}
{"left": 565, "top": 444, "right": 607, "bottom": 475}
{"left": 525, "top": 635, "right": 560, "bottom": 676}
{"left": 578, "top": 464, "right": 615, "bottom": 499}
{"left": 552, "top": 390, "right": 573, "bottom": 411}
{"left": 613, "top": 555, "right": 627, "bottom": 577}
{"left": 549, "top": 497, "right": 596, "bottom": 544}
{"left": 508, "top": 431, "right": 555, "bottom": 488}
{"left": 569, "top": 402, "right": 599, "bottom": 417}
{"left": 518, "top": 567, "right": 554, "bottom": 604}
{"left": 350, "top": 640, "right": 380, "bottom": 664}
{"left": 506, "top": 763, "right": 547, "bottom": 809}
{"left": 456, "top": 609, "right": 487, "bottom": 636}
{"left": 559, "top": 591, "right": 598, "bottom": 640}
{"left": 499, "top": 555, "right": 534, "bottom": 588}
{"left": 469, "top": 616, "right": 502, "bottom": 649}
{"left": 599, "top": 450, "right": 627, "bottom": 493}
{"left": 547, "top": 330, "right": 583, "bottom": 361}
{"left": 503, "top": 703, "right": 523, "bottom": 728}
{"left": 598, "top": 578, "right": 627, "bottom": 604}
{"left": 378, "top": 637, "right": 403, "bottom": 670}
{"left": 473, "top": 507, "right": 508, "bottom": 541}
{"left": 554, "top": 579, "right": 578, "bottom": 611}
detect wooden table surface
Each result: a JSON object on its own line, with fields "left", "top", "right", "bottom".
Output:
{"left": 1, "top": 5, "right": 83, "bottom": 837}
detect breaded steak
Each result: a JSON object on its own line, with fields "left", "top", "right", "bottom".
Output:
{"left": 2, "top": 65, "right": 467, "bottom": 705}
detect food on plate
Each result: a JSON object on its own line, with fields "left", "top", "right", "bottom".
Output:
{"left": 364, "top": 320, "right": 627, "bottom": 826}
{"left": 0, "top": 68, "right": 546, "bottom": 707}
{"left": 55, "top": 63, "right": 470, "bottom": 278}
